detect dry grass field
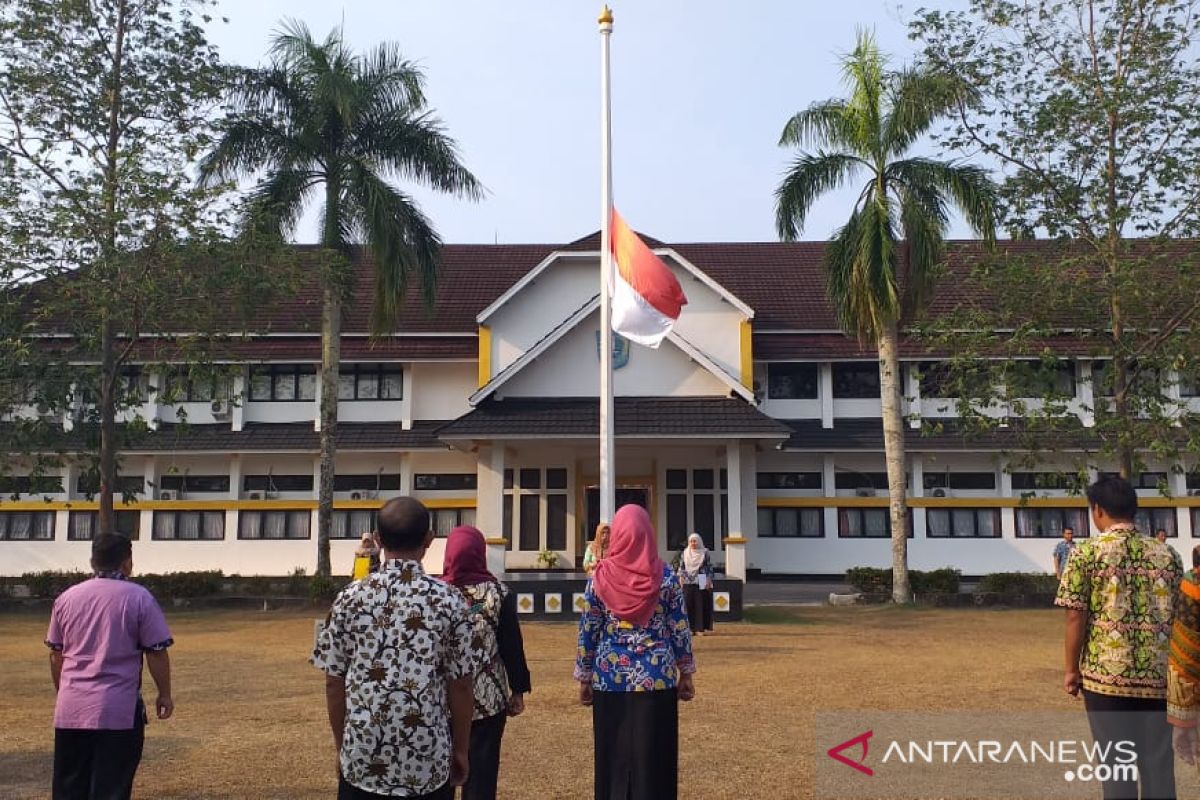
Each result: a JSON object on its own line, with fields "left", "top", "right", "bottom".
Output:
{"left": 0, "top": 605, "right": 1126, "bottom": 799}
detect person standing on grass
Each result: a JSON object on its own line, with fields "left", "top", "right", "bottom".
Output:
{"left": 1168, "top": 544, "right": 1200, "bottom": 765}
{"left": 583, "top": 523, "right": 610, "bottom": 577}
{"left": 1057, "top": 476, "right": 1182, "bottom": 800}
{"left": 1052, "top": 526, "right": 1076, "bottom": 581}
{"left": 46, "top": 533, "right": 174, "bottom": 800}
{"left": 313, "top": 498, "right": 475, "bottom": 800}
{"left": 440, "top": 525, "right": 532, "bottom": 800}
{"left": 674, "top": 533, "right": 715, "bottom": 636}
{"left": 576, "top": 504, "right": 696, "bottom": 800}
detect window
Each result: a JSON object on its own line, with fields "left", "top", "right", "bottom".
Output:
{"left": 766, "top": 363, "right": 819, "bottom": 400}
{"left": 76, "top": 475, "right": 145, "bottom": 496}
{"left": 1099, "top": 472, "right": 1169, "bottom": 491}
{"left": 757, "top": 472, "right": 822, "bottom": 490}
{"left": 242, "top": 475, "right": 314, "bottom": 493}
{"left": 757, "top": 507, "right": 823, "bottom": 537}
{"left": 68, "top": 510, "right": 140, "bottom": 541}
{"left": 1011, "top": 472, "right": 1084, "bottom": 492}
{"left": 838, "top": 508, "right": 897, "bottom": 538}
{"left": 152, "top": 510, "right": 225, "bottom": 540}
{"left": 834, "top": 472, "right": 889, "bottom": 491}
{"left": 0, "top": 475, "right": 64, "bottom": 495}
{"left": 922, "top": 472, "right": 997, "bottom": 491}
{"left": 1181, "top": 373, "right": 1200, "bottom": 398}
{"left": 333, "top": 474, "right": 402, "bottom": 494}
{"left": 239, "top": 510, "right": 311, "bottom": 540}
{"left": 1011, "top": 361, "right": 1076, "bottom": 398}
{"left": 916, "top": 362, "right": 954, "bottom": 398}
{"left": 431, "top": 508, "right": 476, "bottom": 537}
{"left": 338, "top": 364, "right": 403, "bottom": 401}
{"left": 1015, "top": 507, "right": 1089, "bottom": 538}
{"left": 1136, "top": 508, "right": 1176, "bottom": 538}
{"left": 248, "top": 365, "right": 316, "bottom": 402}
{"left": 926, "top": 508, "right": 1001, "bottom": 538}
{"left": 0, "top": 511, "right": 56, "bottom": 540}
{"left": 504, "top": 468, "right": 568, "bottom": 553}
{"left": 164, "top": 370, "right": 228, "bottom": 403}
{"left": 413, "top": 474, "right": 477, "bottom": 492}
{"left": 665, "top": 468, "right": 726, "bottom": 550}
{"left": 158, "top": 475, "right": 231, "bottom": 494}
{"left": 832, "top": 363, "right": 880, "bottom": 399}
{"left": 333, "top": 509, "right": 377, "bottom": 540}
{"left": 1092, "top": 361, "right": 1160, "bottom": 398}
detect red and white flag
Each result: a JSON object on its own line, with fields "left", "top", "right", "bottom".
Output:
{"left": 609, "top": 208, "right": 687, "bottom": 347}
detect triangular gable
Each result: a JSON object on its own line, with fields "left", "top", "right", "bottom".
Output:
{"left": 476, "top": 244, "right": 755, "bottom": 324}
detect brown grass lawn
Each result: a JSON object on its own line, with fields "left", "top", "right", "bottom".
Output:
{"left": 0, "top": 605, "right": 1175, "bottom": 799}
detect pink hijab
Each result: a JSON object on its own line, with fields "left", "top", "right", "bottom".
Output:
{"left": 442, "top": 525, "right": 495, "bottom": 588}
{"left": 591, "top": 504, "right": 665, "bottom": 627}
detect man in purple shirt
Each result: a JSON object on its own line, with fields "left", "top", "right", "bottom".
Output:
{"left": 46, "top": 533, "right": 175, "bottom": 800}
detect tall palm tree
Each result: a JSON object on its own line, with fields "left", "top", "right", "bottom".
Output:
{"left": 199, "top": 22, "right": 482, "bottom": 576}
{"left": 775, "top": 32, "right": 996, "bottom": 603}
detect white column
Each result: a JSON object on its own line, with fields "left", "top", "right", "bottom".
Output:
{"left": 909, "top": 454, "right": 926, "bottom": 541}
{"left": 476, "top": 443, "right": 507, "bottom": 576}
{"left": 822, "top": 454, "right": 837, "bottom": 540}
{"left": 140, "top": 456, "right": 157, "bottom": 543}
{"left": 231, "top": 370, "right": 246, "bottom": 432}
{"left": 227, "top": 454, "right": 242, "bottom": 542}
{"left": 399, "top": 451, "right": 413, "bottom": 497}
{"left": 723, "top": 442, "right": 746, "bottom": 581}
{"left": 313, "top": 370, "right": 323, "bottom": 432}
{"left": 401, "top": 367, "right": 415, "bottom": 431}
{"left": 1079, "top": 362, "right": 1095, "bottom": 428}
{"left": 819, "top": 362, "right": 834, "bottom": 429}
{"left": 906, "top": 364, "right": 921, "bottom": 429}
{"left": 999, "top": 466, "right": 1016, "bottom": 538}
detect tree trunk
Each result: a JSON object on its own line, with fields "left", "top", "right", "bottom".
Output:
{"left": 878, "top": 321, "right": 910, "bottom": 603}
{"left": 98, "top": 0, "right": 129, "bottom": 536}
{"left": 316, "top": 285, "right": 340, "bottom": 577}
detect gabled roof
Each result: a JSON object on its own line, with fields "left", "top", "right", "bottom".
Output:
{"left": 438, "top": 397, "right": 790, "bottom": 440}
{"left": 667, "top": 330, "right": 753, "bottom": 402}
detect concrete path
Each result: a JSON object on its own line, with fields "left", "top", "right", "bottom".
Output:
{"left": 743, "top": 580, "right": 851, "bottom": 606}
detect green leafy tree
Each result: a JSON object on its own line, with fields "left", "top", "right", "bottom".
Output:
{"left": 200, "top": 22, "right": 482, "bottom": 576}
{"left": 0, "top": 0, "right": 284, "bottom": 531}
{"left": 774, "top": 31, "right": 997, "bottom": 602}
{"left": 910, "top": 0, "right": 1200, "bottom": 481}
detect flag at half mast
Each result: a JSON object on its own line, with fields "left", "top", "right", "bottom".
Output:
{"left": 609, "top": 207, "right": 687, "bottom": 347}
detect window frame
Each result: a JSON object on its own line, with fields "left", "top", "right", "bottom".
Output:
{"left": 247, "top": 364, "right": 317, "bottom": 402}
{"left": 1014, "top": 507, "right": 1090, "bottom": 539}
{"left": 837, "top": 507, "right": 913, "bottom": 539}
{"left": 757, "top": 506, "right": 824, "bottom": 538}
{"left": 337, "top": 364, "right": 404, "bottom": 401}
{"left": 925, "top": 507, "right": 1002, "bottom": 539}
{"left": 832, "top": 362, "right": 881, "bottom": 399}
{"left": 765, "top": 362, "right": 819, "bottom": 400}
{"left": 413, "top": 473, "right": 478, "bottom": 492}
{"left": 151, "top": 510, "right": 226, "bottom": 541}
{"left": 0, "top": 510, "right": 56, "bottom": 541}
{"left": 67, "top": 510, "right": 140, "bottom": 541}
{"left": 665, "top": 468, "right": 727, "bottom": 551}
{"left": 503, "top": 468, "right": 569, "bottom": 553}
{"left": 237, "top": 509, "right": 312, "bottom": 540}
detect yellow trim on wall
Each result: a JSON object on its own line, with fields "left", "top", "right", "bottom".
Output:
{"left": 477, "top": 325, "right": 492, "bottom": 388}
{"left": 0, "top": 498, "right": 479, "bottom": 512}
{"left": 739, "top": 319, "right": 753, "bottom": 390}
{"left": 756, "top": 496, "right": 1200, "bottom": 509}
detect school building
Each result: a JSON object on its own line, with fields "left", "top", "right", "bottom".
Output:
{"left": 3, "top": 232, "right": 1198, "bottom": 582}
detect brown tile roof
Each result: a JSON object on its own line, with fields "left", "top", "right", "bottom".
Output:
{"left": 437, "top": 397, "right": 791, "bottom": 439}
{"left": 753, "top": 333, "right": 1109, "bottom": 361}
{"left": 117, "top": 336, "right": 477, "bottom": 363}
{"left": 783, "top": 418, "right": 1100, "bottom": 452}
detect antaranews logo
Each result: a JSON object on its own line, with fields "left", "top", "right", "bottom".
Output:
{"left": 826, "top": 731, "right": 874, "bottom": 777}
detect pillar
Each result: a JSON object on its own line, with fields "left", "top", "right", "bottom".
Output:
{"left": 820, "top": 362, "right": 834, "bottom": 429}
{"left": 476, "top": 443, "right": 507, "bottom": 576}
{"left": 723, "top": 442, "right": 747, "bottom": 581}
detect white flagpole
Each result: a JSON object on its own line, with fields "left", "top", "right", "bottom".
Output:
{"left": 598, "top": 5, "right": 616, "bottom": 526}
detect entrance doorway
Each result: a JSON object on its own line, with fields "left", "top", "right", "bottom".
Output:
{"left": 579, "top": 486, "right": 650, "bottom": 566}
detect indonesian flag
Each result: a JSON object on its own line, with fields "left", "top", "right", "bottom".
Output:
{"left": 609, "top": 208, "right": 687, "bottom": 347}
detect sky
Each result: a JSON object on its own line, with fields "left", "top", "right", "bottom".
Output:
{"left": 207, "top": 0, "right": 961, "bottom": 246}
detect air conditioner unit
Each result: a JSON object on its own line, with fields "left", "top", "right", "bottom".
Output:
{"left": 931, "top": 488, "right": 948, "bottom": 498}
{"left": 158, "top": 489, "right": 177, "bottom": 501}
{"left": 1189, "top": 489, "right": 1200, "bottom": 497}
{"left": 854, "top": 487, "right": 876, "bottom": 498}
{"left": 210, "top": 399, "right": 230, "bottom": 420}
{"left": 247, "top": 491, "right": 264, "bottom": 500}
{"left": 350, "top": 492, "right": 362, "bottom": 501}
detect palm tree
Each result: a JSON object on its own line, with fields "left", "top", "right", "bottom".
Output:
{"left": 774, "top": 32, "right": 996, "bottom": 603}
{"left": 199, "top": 22, "right": 482, "bottom": 576}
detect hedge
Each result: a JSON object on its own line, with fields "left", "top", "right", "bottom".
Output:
{"left": 975, "top": 572, "right": 1060, "bottom": 596}
{"left": 845, "top": 566, "right": 961, "bottom": 596}
{"left": 9, "top": 570, "right": 349, "bottom": 600}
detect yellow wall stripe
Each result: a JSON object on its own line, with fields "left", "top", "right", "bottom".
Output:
{"left": 478, "top": 325, "right": 492, "bottom": 388}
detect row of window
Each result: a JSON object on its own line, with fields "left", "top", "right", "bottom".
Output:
{"left": 1, "top": 472, "right": 478, "bottom": 498}
{"left": 756, "top": 506, "right": 1183, "bottom": 539}
{"left": 758, "top": 470, "right": 1200, "bottom": 493}
{"left": 0, "top": 508, "right": 475, "bottom": 541}
{"left": 764, "top": 361, "right": 1200, "bottom": 401}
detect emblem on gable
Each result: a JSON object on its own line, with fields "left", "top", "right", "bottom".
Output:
{"left": 595, "top": 331, "right": 630, "bottom": 370}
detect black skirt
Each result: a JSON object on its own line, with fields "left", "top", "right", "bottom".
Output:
{"left": 592, "top": 689, "right": 678, "bottom": 800}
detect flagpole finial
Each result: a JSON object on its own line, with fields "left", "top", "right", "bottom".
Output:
{"left": 598, "top": 5, "right": 613, "bottom": 27}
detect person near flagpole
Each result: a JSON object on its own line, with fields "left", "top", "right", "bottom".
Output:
{"left": 575, "top": 504, "right": 696, "bottom": 800}
{"left": 583, "top": 523, "right": 611, "bottom": 577}
{"left": 674, "top": 533, "right": 715, "bottom": 636}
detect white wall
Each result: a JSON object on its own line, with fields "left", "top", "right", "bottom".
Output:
{"left": 412, "top": 362, "right": 475, "bottom": 420}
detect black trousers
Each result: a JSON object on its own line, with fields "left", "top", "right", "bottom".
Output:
{"left": 683, "top": 584, "right": 714, "bottom": 632}
{"left": 1082, "top": 690, "right": 1175, "bottom": 800}
{"left": 593, "top": 689, "right": 678, "bottom": 800}
{"left": 338, "top": 776, "right": 452, "bottom": 800}
{"left": 52, "top": 724, "right": 144, "bottom": 800}
{"left": 461, "top": 712, "right": 507, "bottom": 800}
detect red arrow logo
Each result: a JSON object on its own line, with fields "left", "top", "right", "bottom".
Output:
{"left": 827, "top": 730, "right": 874, "bottom": 776}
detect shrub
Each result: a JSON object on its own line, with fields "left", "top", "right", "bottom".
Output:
{"left": 845, "top": 566, "right": 961, "bottom": 597}
{"left": 20, "top": 570, "right": 90, "bottom": 598}
{"left": 309, "top": 575, "right": 346, "bottom": 603}
{"left": 133, "top": 571, "right": 223, "bottom": 598}
{"left": 976, "top": 572, "right": 1059, "bottom": 596}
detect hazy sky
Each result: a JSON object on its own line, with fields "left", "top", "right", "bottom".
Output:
{"left": 208, "top": 1, "right": 962, "bottom": 245}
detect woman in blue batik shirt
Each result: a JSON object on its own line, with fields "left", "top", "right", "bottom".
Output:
{"left": 575, "top": 503, "right": 696, "bottom": 800}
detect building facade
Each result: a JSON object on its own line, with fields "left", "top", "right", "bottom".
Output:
{"left": 3, "top": 233, "right": 1198, "bottom": 578}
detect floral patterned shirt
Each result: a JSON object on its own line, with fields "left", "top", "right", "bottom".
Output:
{"left": 456, "top": 580, "right": 511, "bottom": 720}
{"left": 312, "top": 559, "right": 474, "bottom": 797}
{"left": 1055, "top": 525, "right": 1182, "bottom": 698}
{"left": 574, "top": 564, "right": 696, "bottom": 692}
